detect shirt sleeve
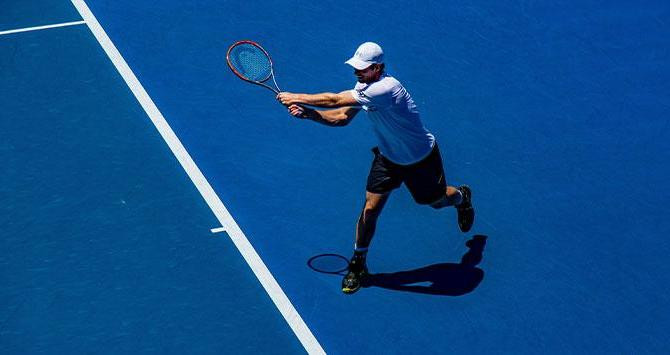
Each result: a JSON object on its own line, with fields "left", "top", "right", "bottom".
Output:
{"left": 350, "top": 81, "right": 395, "bottom": 110}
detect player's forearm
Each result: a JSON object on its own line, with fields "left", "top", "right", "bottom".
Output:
{"left": 295, "top": 93, "right": 343, "bottom": 108}
{"left": 301, "top": 107, "right": 349, "bottom": 126}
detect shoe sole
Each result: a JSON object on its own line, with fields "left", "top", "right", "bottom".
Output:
{"left": 342, "top": 286, "right": 360, "bottom": 294}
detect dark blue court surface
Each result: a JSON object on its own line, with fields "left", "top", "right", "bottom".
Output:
{"left": 3, "top": 0, "right": 670, "bottom": 353}
{"left": 0, "top": 0, "right": 80, "bottom": 32}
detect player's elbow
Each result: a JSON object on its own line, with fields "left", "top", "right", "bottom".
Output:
{"left": 326, "top": 94, "right": 342, "bottom": 107}
{"left": 332, "top": 114, "right": 352, "bottom": 126}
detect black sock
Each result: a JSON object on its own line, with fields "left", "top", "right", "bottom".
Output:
{"left": 349, "top": 250, "right": 367, "bottom": 271}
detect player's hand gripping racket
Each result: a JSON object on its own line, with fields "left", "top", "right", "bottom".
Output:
{"left": 226, "top": 40, "right": 282, "bottom": 94}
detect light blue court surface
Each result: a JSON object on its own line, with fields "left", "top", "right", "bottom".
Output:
{"left": 2, "top": 0, "right": 670, "bottom": 353}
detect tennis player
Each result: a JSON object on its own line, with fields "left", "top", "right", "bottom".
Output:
{"left": 277, "top": 42, "right": 474, "bottom": 294}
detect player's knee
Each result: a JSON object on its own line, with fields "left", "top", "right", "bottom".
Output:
{"left": 361, "top": 202, "right": 382, "bottom": 222}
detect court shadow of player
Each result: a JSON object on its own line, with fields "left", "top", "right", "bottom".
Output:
{"left": 363, "top": 235, "right": 487, "bottom": 296}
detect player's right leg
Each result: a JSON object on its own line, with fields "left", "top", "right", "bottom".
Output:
{"left": 342, "top": 148, "right": 401, "bottom": 294}
{"left": 342, "top": 191, "right": 390, "bottom": 294}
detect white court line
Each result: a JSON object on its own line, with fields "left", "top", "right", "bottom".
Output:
{"left": 0, "top": 20, "right": 86, "bottom": 36}
{"left": 210, "top": 227, "right": 226, "bottom": 234}
{"left": 69, "top": 1, "right": 325, "bottom": 354}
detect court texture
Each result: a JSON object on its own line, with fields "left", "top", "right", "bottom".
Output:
{"left": 2, "top": 0, "right": 669, "bottom": 353}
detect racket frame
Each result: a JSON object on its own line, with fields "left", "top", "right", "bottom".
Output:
{"left": 226, "top": 40, "right": 282, "bottom": 94}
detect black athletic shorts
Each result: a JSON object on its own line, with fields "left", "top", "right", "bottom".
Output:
{"left": 366, "top": 143, "right": 447, "bottom": 205}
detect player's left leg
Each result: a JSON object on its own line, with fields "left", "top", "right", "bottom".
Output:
{"left": 429, "top": 186, "right": 463, "bottom": 208}
{"left": 405, "top": 143, "right": 475, "bottom": 232}
{"left": 431, "top": 185, "right": 474, "bottom": 233}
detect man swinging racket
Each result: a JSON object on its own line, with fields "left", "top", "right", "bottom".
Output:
{"left": 277, "top": 42, "right": 474, "bottom": 294}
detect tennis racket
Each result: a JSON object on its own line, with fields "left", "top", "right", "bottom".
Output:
{"left": 226, "top": 40, "right": 282, "bottom": 94}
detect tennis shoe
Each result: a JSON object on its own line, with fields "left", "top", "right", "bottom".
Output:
{"left": 456, "top": 185, "right": 474, "bottom": 232}
{"left": 342, "top": 256, "right": 368, "bottom": 294}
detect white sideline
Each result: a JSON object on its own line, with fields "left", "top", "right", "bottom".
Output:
{"left": 69, "top": 1, "right": 325, "bottom": 353}
{"left": 0, "top": 20, "right": 86, "bottom": 36}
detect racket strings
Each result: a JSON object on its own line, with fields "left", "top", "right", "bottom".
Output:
{"left": 228, "top": 43, "right": 272, "bottom": 82}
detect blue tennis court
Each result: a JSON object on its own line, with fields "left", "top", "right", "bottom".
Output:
{"left": 2, "top": 1, "right": 669, "bottom": 353}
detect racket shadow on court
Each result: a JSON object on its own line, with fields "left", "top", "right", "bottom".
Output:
{"left": 363, "top": 235, "right": 487, "bottom": 296}
{"left": 307, "top": 235, "right": 487, "bottom": 296}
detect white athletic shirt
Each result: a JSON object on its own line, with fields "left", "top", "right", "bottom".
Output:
{"left": 350, "top": 74, "right": 435, "bottom": 165}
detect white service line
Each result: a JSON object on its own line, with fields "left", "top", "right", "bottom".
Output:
{"left": 210, "top": 227, "right": 226, "bottom": 234}
{"left": 0, "top": 20, "right": 86, "bottom": 36}
{"left": 68, "top": 1, "right": 325, "bottom": 354}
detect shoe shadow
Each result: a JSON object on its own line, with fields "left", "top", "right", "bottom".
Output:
{"left": 363, "top": 235, "right": 488, "bottom": 296}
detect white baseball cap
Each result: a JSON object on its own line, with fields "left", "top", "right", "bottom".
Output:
{"left": 345, "top": 42, "right": 384, "bottom": 70}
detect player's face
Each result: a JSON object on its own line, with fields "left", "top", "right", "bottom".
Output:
{"left": 354, "top": 64, "right": 381, "bottom": 83}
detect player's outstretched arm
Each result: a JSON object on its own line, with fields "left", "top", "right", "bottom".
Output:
{"left": 277, "top": 91, "right": 358, "bottom": 108}
{"left": 287, "top": 104, "right": 360, "bottom": 127}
